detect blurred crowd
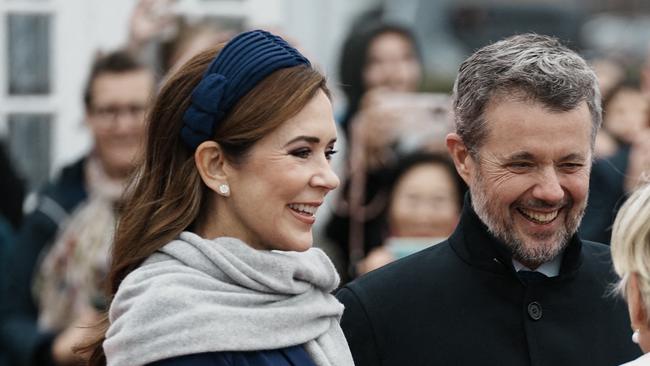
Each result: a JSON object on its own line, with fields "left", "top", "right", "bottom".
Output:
{"left": 0, "top": 1, "right": 649, "bottom": 365}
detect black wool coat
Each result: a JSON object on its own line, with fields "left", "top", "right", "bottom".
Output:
{"left": 337, "top": 195, "right": 641, "bottom": 366}
{"left": 0, "top": 158, "right": 87, "bottom": 366}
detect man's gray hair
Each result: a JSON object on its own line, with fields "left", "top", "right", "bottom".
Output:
{"left": 452, "top": 33, "right": 601, "bottom": 155}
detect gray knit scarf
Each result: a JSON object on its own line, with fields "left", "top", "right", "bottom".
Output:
{"left": 103, "top": 232, "right": 354, "bottom": 366}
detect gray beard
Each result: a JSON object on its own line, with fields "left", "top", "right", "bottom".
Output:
{"left": 469, "top": 170, "right": 586, "bottom": 267}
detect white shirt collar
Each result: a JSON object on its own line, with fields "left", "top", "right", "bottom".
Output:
{"left": 512, "top": 252, "right": 563, "bottom": 277}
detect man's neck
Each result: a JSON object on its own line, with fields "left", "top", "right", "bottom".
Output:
{"left": 512, "top": 253, "right": 564, "bottom": 277}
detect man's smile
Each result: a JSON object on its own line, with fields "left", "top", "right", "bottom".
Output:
{"left": 516, "top": 208, "right": 560, "bottom": 225}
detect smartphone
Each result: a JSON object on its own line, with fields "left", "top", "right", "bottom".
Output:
{"left": 370, "top": 92, "right": 453, "bottom": 153}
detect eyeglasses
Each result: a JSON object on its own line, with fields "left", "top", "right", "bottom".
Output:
{"left": 90, "top": 103, "right": 147, "bottom": 123}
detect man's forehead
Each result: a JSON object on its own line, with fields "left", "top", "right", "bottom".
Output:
{"left": 502, "top": 150, "right": 588, "bottom": 161}
{"left": 479, "top": 97, "right": 593, "bottom": 157}
{"left": 485, "top": 89, "right": 587, "bottom": 112}
{"left": 483, "top": 96, "right": 592, "bottom": 129}
{"left": 92, "top": 70, "right": 154, "bottom": 100}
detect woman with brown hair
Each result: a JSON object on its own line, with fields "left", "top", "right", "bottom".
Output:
{"left": 87, "top": 30, "right": 352, "bottom": 366}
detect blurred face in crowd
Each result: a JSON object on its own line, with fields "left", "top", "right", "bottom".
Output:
{"left": 363, "top": 31, "right": 421, "bottom": 93}
{"left": 603, "top": 87, "right": 649, "bottom": 144}
{"left": 86, "top": 70, "right": 154, "bottom": 178}
{"left": 455, "top": 96, "right": 592, "bottom": 268}
{"left": 389, "top": 163, "right": 460, "bottom": 238}
{"left": 216, "top": 90, "right": 340, "bottom": 252}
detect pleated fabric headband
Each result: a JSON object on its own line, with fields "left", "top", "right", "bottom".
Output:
{"left": 181, "top": 29, "right": 311, "bottom": 150}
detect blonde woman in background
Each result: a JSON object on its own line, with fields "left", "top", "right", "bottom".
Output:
{"left": 612, "top": 183, "right": 650, "bottom": 365}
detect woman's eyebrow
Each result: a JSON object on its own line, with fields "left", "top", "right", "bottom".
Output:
{"left": 284, "top": 136, "right": 337, "bottom": 146}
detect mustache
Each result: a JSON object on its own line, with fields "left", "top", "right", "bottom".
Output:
{"left": 518, "top": 197, "right": 572, "bottom": 210}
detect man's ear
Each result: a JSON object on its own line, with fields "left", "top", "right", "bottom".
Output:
{"left": 446, "top": 133, "right": 474, "bottom": 184}
{"left": 194, "top": 141, "right": 231, "bottom": 195}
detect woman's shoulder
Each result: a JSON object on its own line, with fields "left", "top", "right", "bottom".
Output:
{"left": 148, "top": 345, "right": 316, "bottom": 366}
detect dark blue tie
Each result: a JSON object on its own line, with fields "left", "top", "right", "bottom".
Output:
{"left": 518, "top": 270, "right": 548, "bottom": 283}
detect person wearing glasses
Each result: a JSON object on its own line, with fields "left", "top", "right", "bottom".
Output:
{"left": 0, "top": 50, "right": 154, "bottom": 366}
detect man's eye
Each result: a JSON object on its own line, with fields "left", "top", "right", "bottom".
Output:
{"left": 508, "top": 162, "right": 534, "bottom": 170}
{"left": 559, "top": 163, "right": 584, "bottom": 172}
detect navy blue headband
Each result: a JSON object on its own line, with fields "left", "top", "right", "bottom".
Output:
{"left": 181, "top": 29, "right": 311, "bottom": 150}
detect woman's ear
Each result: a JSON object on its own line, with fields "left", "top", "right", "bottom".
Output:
{"left": 446, "top": 133, "right": 474, "bottom": 184}
{"left": 194, "top": 141, "right": 231, "bottom": 197}
{"left": 628, "top": 273, "right": 649, "bottom": 331}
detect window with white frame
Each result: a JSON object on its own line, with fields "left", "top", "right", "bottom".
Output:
{"left": 0, "top": 1, "right": 55, "bottom": 192}
{"left": 0, "top": 0, "right": 290, "bottom": 194}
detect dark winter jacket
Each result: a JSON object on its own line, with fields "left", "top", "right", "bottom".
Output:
{"left": 149, "top": 346, "right": 316, "bottom": 366}
{"left": 0, "top": 158, "right": 87, "bottom": 366}
{"left": 338, "top": 194, "right": 641, "bottom": 366}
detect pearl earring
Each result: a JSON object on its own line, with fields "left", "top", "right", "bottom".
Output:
{"left": 218, "top": 184, "right": 230, "bottom": 196}
{"left": 633, "top": 329, "right": 640, "bottom": 344}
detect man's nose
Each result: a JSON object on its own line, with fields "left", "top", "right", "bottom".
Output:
{"left": 532, "top": 167, "right": 565, "bottom": 203}
{"left": 114, "top": 109, "right": 143, "bottom": 131}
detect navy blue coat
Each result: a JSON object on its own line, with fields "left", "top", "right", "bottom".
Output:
{"left": 149, "top": 346, "right": 316, "bottom": 366}
{"left": 0, "top": 158, "right": 87, "bottom": 366}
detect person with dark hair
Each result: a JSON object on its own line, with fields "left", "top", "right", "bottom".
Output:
{"left": 338, "top": 19, "right": 422, "bottom": 134}
{"left": 599, "top": 83, "right": 650, "bottom": 154}
{"left": 337, "top": 34, "right": 641, "bottom": 366}
{"left": 325, "top": 19, "right": 427, "bottom": 279}
{"left": 581, "top": 82, "right": 650, "bottom": 244}
{"left": 342, "top": 18, "right": 430, "bottom": 160}
{"left": 356, "top": 152, "right": 466, "bottom": 275}
{"left": 0, "top": 50, "right": 155, "bottom": 366}
{"left": 0, "top": 141, "right": 25, "bottom": 366}
{"left": 0, "top": 141, "right": 25, "bottom": 231}
{"left": 83, "top": 30, "right": 352, "bottom": 366}
{"left": 336, "top": 19, "right": 425, "bottom": 167}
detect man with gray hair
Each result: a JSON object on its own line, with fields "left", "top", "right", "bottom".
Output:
{"left": 337, "top": 34, "right": 641, "bottom": 366}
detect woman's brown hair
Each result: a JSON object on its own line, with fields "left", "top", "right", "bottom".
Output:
{"left": 86, "top": 44, "right": 329, "bottom": 365}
